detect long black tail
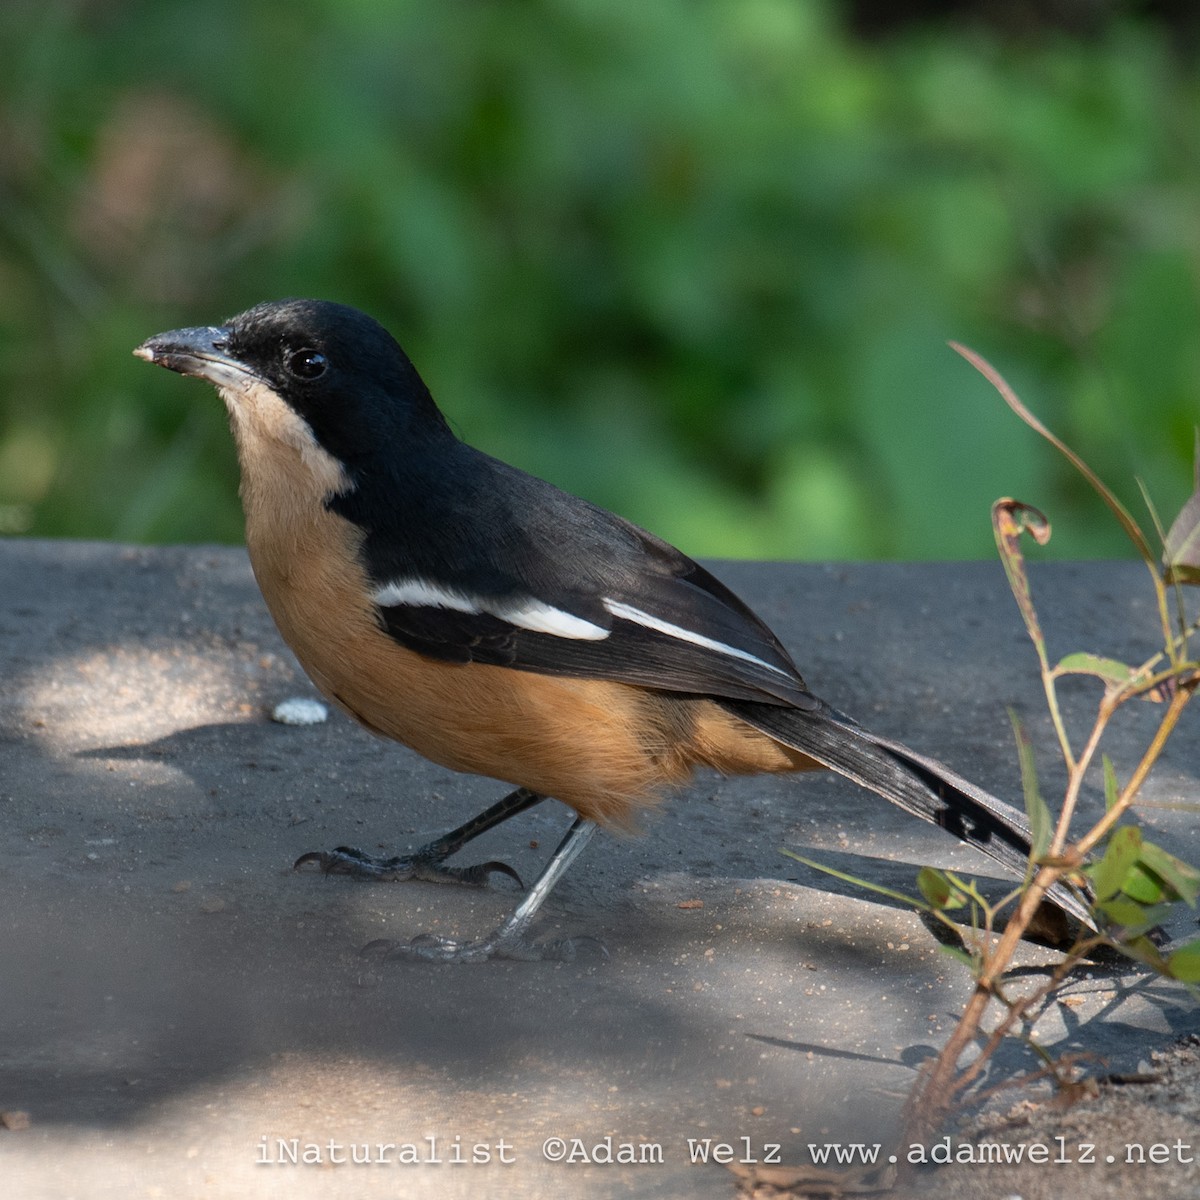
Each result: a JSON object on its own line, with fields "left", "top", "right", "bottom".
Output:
{"left": 721, "top": 697, "right": 1093, "bottom": 928}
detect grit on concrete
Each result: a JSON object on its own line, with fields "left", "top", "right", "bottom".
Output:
{"left": 0, "top": 540, "right": 1196, "bottom": 1199}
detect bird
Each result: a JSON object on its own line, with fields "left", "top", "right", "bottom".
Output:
{"left": 134, "top": 298, "right": 1090, "bottom": 963}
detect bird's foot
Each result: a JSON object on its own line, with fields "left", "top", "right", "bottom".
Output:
{"left": 293, "top": 844, "right": 523, "bottom": 889}
{"left": 360, "top": 929, "right": 607, "bottom": 965}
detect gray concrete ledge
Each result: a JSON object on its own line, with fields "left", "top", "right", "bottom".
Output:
{"left": 0, "top": 540, "right": 1197, "bottom": 1198}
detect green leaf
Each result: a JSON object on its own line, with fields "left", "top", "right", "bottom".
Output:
{"left": 1163, "top": 489, "right": 1200, "bottom": 585}
{"left": 1121, "top": 862, "right": 1166, "bottom": 905}
{"left": 1138, "top": 842, "right": 1200, "bottom": 907}
{"left": 1088, "top": 825, "right": 1142, "bottom": 902}
{"left": 1054, "top": 653, "right": 1134, "bottom": 685}
{"left": 1103, "top": 755, "right": 1120, "bottom": 812}
{"left": 936, "top": 944, "right": 979, "bottom": 972}
{"left": 1097, "top": 896, "right": 1171, "bottom": 936}
{"left": 1167, "top": 939, "right": 1200, "bottom": 982}
{"left": 781, "top": 849, "right": 928, "bottom": 911}
{"left": 917, "top": 866, "right": 967, "bottom": 910}
{"left": 1118, "top": 934, "right": 1171, "bottom": 973}
{"left": 1008, "top": 710, "right": 1052, "bottom": 861}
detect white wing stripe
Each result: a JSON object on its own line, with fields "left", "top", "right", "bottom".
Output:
{"left": 371, "top": 578, "right": 791, "bottom": 675}
{"left": 371, "top": 578, "right": 609, "bottom": 640}
{"left": 373, "top": 579, "right": 476, "bottom": 612}
{"left": 602, "top": 599, "right": 792, "bottom": 677}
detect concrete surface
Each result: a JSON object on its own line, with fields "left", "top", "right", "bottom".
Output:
{"left": 0, "top": 540, "right": 1196, "bottom": 1198}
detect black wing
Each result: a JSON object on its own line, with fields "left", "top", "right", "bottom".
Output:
{"left": 335, "top": 446, "right": 816, "bottom": 709}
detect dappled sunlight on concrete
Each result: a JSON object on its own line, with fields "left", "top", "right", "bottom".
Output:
{"left": 15, "top": 641, "right": 277, "bottom": 752}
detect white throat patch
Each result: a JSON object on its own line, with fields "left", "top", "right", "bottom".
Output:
{"left": 211, "top": 365, "right": 350, "bottom": 498}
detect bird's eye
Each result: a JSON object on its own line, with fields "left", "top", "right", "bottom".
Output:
{"left": 286, "top": 348, "right": 327, "bottom": 380}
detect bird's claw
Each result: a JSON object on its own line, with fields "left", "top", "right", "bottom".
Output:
{"left": 293, "top": 845, "right": 524, "bottom": 889}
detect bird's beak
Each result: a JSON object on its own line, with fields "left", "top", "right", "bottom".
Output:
{"left": 133, "top": 325, "right": 248, "bottom": 388}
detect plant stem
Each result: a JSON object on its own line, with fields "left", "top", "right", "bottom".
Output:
{"left": 902, "top": 679, "right": 1192, "bottom": 1153}
{"left": 1075, "top": 684, "right": 1193, "bottom": 858}
{"left": 1048, "top": 696, "right": 1115, "bottom": 858}
{"left": 901, "top": 861, "right": 1063, "bottom": 1147}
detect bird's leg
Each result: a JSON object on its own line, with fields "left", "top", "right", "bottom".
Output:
{"left": 364, "top": 817, "right": 600, "bottom": 964}
{"left": 294, "top": 787, "right": 545, "bottom": 888}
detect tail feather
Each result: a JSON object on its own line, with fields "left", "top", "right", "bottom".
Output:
{"left": 721, "top": 698, "right": 1094, "bottom": 928}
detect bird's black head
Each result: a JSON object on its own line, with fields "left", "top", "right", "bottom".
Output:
{"left": 135, "top": 299, "right": 451, "bottom": 471}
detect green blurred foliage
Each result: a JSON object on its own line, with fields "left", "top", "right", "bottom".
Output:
{"left": 1, "top": 0, "right": 1198, "bottom": 559}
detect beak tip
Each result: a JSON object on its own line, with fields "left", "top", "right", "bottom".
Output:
{"left": 132, "top": 325, "right": 241, "bottom": 385}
